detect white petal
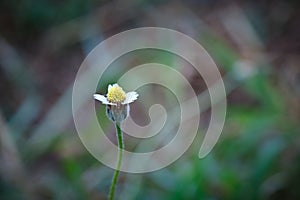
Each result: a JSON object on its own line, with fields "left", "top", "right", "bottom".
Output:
{"left": 108, "top": 84, "right": 113, "bottom": 92}
{"left": 112, "top": 83, "right": 120, "bottom": 89}
{"left": 122, "top": 91, "right": 138, "bottom": 104}
{"left": 93, "top": 94, "right": 109, "bottom": 104}
{"left": 108, "top": 83, "right": 121, "bottom": 92}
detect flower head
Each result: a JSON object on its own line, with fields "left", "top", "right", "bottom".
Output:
{"left": 107, "top": 84, "right": 126, "bottom": 103}
{"left": 94, "top": 83, "right": 138, "bottom": 122}
{"left": 94, "top": 83, "right": 138, "bottom": 105}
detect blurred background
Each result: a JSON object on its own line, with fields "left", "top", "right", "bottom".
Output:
{"left": 0, "top": 0, "right": 300, "bottom": 199}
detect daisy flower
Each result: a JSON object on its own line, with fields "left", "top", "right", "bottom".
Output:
{"left": 94, "top": 83, "right": 138, "bottom": 122}
{"left": 94, "top": 83, "right": 138, "bottom": 199}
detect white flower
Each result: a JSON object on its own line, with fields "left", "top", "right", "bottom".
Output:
{"left": 93, "top": 83, "right": 138, "bottom": 122}
{"left": 94, "top": 83, "right": 138, "bottom": 105}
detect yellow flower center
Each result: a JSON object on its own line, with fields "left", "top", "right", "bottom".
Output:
{"left": 107, "top": 85, "right": 126, "bottom": 103}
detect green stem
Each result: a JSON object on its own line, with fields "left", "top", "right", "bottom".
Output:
{"left": 108, "top": 122, "right": 124, "bottom": 200}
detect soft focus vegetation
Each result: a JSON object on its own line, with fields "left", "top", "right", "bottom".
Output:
{"left": 0, "top": 0, "right": 300, "bottom": 200}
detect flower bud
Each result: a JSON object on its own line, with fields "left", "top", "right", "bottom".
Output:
{"left": 106, "top": 104, "right": 130, "bottom": 122}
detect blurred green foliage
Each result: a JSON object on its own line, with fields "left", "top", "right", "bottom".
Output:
{"left": 0, "top": 0, "right": 300, "bottom": 200}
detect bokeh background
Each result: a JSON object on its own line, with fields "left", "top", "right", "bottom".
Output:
{"left": 1, "top": 0, "right": 300, "bottom": 199}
